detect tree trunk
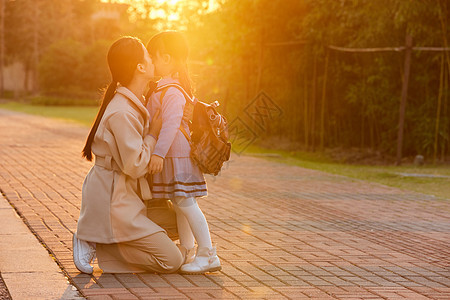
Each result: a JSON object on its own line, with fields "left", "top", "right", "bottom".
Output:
{"left": 255, "top": 31, "right": 264, "bottom": 95}
{"left": 395, "top": 34, "right": 413, "bottom": 165}
{"left": 32, "top": 0, "right": 40, "bottom": 94}
{"left": 320, "top": 50, "right": 329, "bottom": 151}
{"left": 442, "top": 63, "right": 448, "bottom": 161}
{"left": 361, "top": 95, "right": 365, "bottom": 149}
{"left": 438, "top": 0, "right": 450, "bottom": 76}
{"left": 303, "top": 72, "right": 309, "bottom": 149}
{"left": 369, "top": 114, "right": 375, "bottom": 150}
{"left": 311, "top": 53, "right": 317, "bottom": 151}
{"left": 0, "top": 0, "right": 5, "bottom": 97}
{"left": 433, "top": 54, "right": 445, "bottom": 164}
{"left": 438, "top": 0, "right": 450, "bottom": 161}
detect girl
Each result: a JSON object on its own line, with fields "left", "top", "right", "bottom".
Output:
{"left": 74, "top": 36, "right": 184, "bottom": 274}
{"left": 146, "top": 31, "right": 221, "bottom": 274}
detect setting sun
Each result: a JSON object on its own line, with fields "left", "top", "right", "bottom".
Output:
{"left": 103, "top": 0, "right": 182, "bottom": 6}
{"left": 101, "top": 0, "right": 218, "bottom": 25}
{"left": 156, "top": 0, "right": 182, "bottom": 5}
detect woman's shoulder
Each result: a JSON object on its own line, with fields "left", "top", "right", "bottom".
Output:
{"left": 104, "top": 94, "right": 142, "bottom": 120}
{"left": 104, "top": 94, "right": 126, "bottom": 113}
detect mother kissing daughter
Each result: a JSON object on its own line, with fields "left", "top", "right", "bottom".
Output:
{"left": 72, "top": 32, "right": 220, "bottom": 275}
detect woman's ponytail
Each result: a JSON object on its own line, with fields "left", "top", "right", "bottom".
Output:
{"left": 82, "top": 80, "right": 117, "bottom": 161}
{"left": 82, "top": 36, "right": 145, "bottom": 161}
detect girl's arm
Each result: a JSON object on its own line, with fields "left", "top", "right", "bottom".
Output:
{"left": 152, "top": 89, "right": 185, "bottom": 159}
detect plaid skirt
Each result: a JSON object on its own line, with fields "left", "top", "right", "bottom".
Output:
{"left": 151, "top": 157, "right": 207, "bottom": 200}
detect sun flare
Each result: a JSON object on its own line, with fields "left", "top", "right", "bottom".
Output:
{"left": 102, "top": 0, "right": 183, "bottom": 9}
{"left": 156, "top": 0, "right": 182, "bottom": 6}
{"left": 102, "top": 0, "right": 216, "bottom": 24}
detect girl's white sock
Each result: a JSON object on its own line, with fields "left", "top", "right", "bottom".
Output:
{"left": 174, "top": 197, "right": 213, "bottom": 249}
{"left": 173, "top": 204, "right": 195, "bottom": 250}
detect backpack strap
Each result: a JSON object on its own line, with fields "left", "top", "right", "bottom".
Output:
{"left": 157, "top": 84, "right": 192, "bottom": 143}
{"left": 156, "top": 84, "right": 195, "bottom": 103}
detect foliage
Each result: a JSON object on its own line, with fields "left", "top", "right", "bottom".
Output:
{"left": 76, "top": 40, "right": 111, "bottom": 91}
{"left": 38, "top": 39, "right": 84, "bottom": 93}
{"left": 2, "top": 0, "right": 449, "bottom": 160}
{"left": 188, "top": 0, "right": 450, "bottom": 159}
{"left": 4, "top": 0, "right": 97, "bottom": 83}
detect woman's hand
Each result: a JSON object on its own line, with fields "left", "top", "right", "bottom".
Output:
{"left": 149, "top": 109, "right": 162, "bottom": 138}
{"left": 149, "top": 154, "right": 164, "bottom": 174}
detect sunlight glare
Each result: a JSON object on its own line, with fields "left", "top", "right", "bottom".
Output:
{"left": 156, "top": 0, "right": 182, "bottom": 6}
{"left": 103, "top": 0, "right": 183, "bottom": 9}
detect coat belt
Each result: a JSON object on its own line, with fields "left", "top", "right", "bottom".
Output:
{"left": 95, "top": 155, "right": 153, "bottom": 200}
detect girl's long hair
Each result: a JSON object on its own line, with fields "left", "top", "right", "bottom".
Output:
{"left": 146, "top": 31, "right": 193, "bottom": 98}
{"left": 82, "top": 36, "right": 145, "bottom": 161}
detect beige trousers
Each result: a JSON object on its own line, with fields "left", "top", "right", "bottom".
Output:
{"left": 96, "top": 232, "right": 183, "bottom": 273}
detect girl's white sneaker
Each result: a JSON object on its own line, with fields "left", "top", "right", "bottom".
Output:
{"left": 179, "top": 246, "right": 221, "bottom": 274}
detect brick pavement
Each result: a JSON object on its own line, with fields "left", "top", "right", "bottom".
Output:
{"left": 0, "top": 108, "right": 449, "bottom": 299}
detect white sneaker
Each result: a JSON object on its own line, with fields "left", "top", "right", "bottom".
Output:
{"left": 72, "top": 233, "right": 96, "bottom": 274}
{"left": 180, "top": 246, "right": 221, "bottom": 274}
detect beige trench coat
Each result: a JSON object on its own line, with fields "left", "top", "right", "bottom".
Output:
{"left": 77, "top": 87, "right": 164, "bottom": 244}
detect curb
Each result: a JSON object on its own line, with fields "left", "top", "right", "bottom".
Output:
{"left": 0, "top": 193, "right": 83, "bottom": 299}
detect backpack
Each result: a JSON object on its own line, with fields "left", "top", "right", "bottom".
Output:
{"left": 156, "top": 84, "right": 231, "bottom": 176}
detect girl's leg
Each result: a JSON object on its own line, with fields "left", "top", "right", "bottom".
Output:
{"left": 173, "top": 196, "right": 221, "bottom": 274}
{"left": 173, "top": 203, "right": 195, "bottom": 250}
{"left": 173, "top": 197, "right": 212, "bottom": 249}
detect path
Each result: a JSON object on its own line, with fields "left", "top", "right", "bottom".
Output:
{"left": 0, "top": 109, "right": 449, "bottom": 299}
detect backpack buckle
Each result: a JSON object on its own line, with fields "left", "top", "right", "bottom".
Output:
{"left": 211, "top": 101, "right": 220, "bottom": 108}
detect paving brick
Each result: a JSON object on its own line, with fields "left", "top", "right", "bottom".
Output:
{"left": 86, "top": 296, "right": 114, "bottom": 300}
{"left": 138, "top": 274, "right": 171, "bottom": 288}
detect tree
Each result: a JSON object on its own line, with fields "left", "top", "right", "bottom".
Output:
{"left": 4, "top": 0, "right": 99, "bottom": 94}
{"left": 0, "top": 0, "right": 5, "bottom": 97}
{"left": 189, "top": 0, "right": 450, "bottom": 159}
{"left": 38, "top": 39, "right": 84, "bottom": 94}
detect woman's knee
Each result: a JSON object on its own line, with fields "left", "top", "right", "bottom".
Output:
{"left": 142, "top": 232, "right": 183, "bottom": 273}
{"left": 156, "top": 246, "right": 183, "bottom": 273}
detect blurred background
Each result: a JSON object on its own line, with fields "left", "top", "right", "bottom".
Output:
{"left": 0, "top": 0, "right": 449, "bottom": 165}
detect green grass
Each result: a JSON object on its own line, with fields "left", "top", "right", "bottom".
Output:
{"left": 242, "top": 144, "right": 450, "bottom": 200}
{"left": 0, "top": 102, "right": 97, "bottom": 126}
{"left": 1, "top": 101, "right": 449, "bottom": 200}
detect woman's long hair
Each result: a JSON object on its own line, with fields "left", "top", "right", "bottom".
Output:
{"left": 146, "top": 31, "right": 193, "bottom": 98}
{"left": 82, "top": 36, "right": 145, "bottom": 161}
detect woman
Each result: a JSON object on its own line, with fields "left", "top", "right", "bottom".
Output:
{"left": 73, "top": 36, "right": 183, "bottom": 274}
